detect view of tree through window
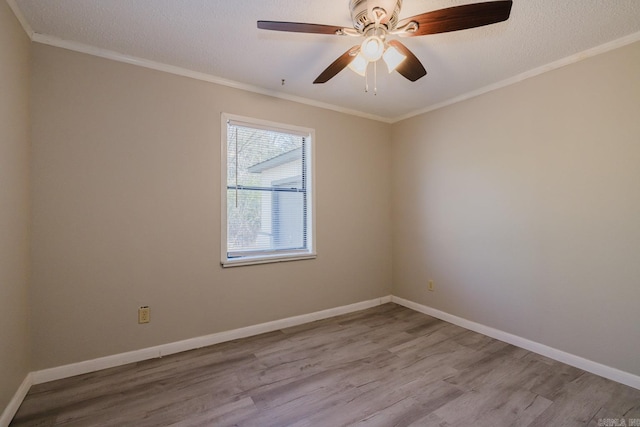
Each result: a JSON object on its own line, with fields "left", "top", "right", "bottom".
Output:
{"left": 226, "top": 121, "right": 308, "bottom": 257}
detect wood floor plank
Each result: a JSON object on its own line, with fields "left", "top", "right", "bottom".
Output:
{"left": 10, "top": 303, "right": 640, "bottom": 426}
{"left": 429, "top": 386, "right": 553, "bottom": 426}
{"left": 529, "top": 372, "right": 638, "bottom": 427}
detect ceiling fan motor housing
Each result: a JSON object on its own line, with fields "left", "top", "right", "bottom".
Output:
{"left": 350, "top": 0, "right": 402, "bottom": 32}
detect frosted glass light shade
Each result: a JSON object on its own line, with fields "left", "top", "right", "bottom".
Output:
{"left": 360, "top": 36, "right": 384, "bottom": 62}
{"left": 383, "top": 46, "right": 406, "bottom": 73}
{"left": 348, "top": 53, "right": 368, "bottom": 76}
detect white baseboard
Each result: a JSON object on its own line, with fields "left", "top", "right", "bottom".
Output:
{"left": 0, "top": 373, "right": 33, "bottom": 427}
{"left": 31, "top": 295, "right": 392, "bottom": 385}
{"left": 391, "top": 295, "right": 640, "bottom": 391}
{"left": 10, "top": 292, "right": 637, "bottom": 425}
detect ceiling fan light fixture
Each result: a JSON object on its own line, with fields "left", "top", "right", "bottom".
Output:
{"left": 360, "top": 35, "right": 385, "bottom": 62}
{"left": 382, "top": 45, "right": 406, "bottom": 73}
{"left": 257, "top": 0, "right": 513, "bottom": 86}
{"left": 348, "top": 52, "right": 368, "bottom": 76}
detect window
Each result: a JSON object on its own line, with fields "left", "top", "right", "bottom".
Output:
{"left": 221, "top": 113, "right": 315, "bottom": 267}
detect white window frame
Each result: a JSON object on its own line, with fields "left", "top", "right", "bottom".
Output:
{"left": 221, "top": 113, "right": 316, "bottom": 267}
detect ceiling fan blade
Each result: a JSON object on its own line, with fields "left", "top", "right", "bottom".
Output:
{"left": 387, "top": 40, "right": 427, "bottom": 82}
{"left": 258, "top": 21, "right": 347, "bottom": 35}
{"left": 396, "top": 0, "right": 513, "bottom": 37}
{"left": 313, "top": 46, "right": 360, "bottom": 84}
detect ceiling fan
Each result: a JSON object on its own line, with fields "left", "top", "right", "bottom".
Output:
{"left": 258, "top": 0, "right": 513, "bottom": 85}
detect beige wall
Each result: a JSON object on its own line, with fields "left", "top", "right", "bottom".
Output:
{"left": 391, "top": 41, "right": 640, "bottom": 376}
{"left": 9, "top": 10, "right": 640, "bottom": 391}
{"left": 0, "top": 1, "right": 31, "bottom": 411}
{"left": 29, "top": 44, "right": 392, "bottom": 369}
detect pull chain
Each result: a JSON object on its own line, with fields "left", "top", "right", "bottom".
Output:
{"left": 374, "top": 60, "right": 378, "bottom": 96}
{"left": 362, "top": 61, "right": 378, "bottom": 95}
{"left": 365, "top": 62, "right": 369, "bottom": 93}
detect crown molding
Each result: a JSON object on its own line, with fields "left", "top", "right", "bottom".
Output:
{"left": 5, "top": 0, "right": 34, "bottom": 38}
{"left": 7, "top": 2, "right": 640, "bottom": 126}
{"left": 30, "top": 33, "right": 393, "bottom": 124}
{"left": 6, "top": 0, "right": 390, "bottom": 122}
{"left": 390, "top": 30, "right": 640, "bottom": 123}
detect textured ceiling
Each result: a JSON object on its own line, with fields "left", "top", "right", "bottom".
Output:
{"left": 10, "top": 0, "right": 640, "bottom": 121}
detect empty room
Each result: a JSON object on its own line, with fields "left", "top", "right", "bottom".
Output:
{"left": 1, "top": 0, "right": 640, "bottom": 425}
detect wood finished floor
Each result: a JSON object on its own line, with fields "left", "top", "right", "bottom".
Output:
{"left": 11, "top": 303, "right": 640, "bottom": 426}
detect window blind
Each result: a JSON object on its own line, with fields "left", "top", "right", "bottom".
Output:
{"left": 225, "top": 120, "right": 310, "bottom": 259}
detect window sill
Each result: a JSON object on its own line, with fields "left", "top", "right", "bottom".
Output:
{"left": 221, "top": 253, "right": 317, "bottom": 268}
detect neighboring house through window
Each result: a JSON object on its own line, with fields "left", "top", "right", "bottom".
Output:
{"left": 221, "top": 113, "right": 315, "bottom": 267}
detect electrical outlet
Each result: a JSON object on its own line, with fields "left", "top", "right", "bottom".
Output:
{"left": 138, "top": 306, "right": 150, "bottom": 324}
{"left": 428, "top": 280, "right": 435, "bottom": 292}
